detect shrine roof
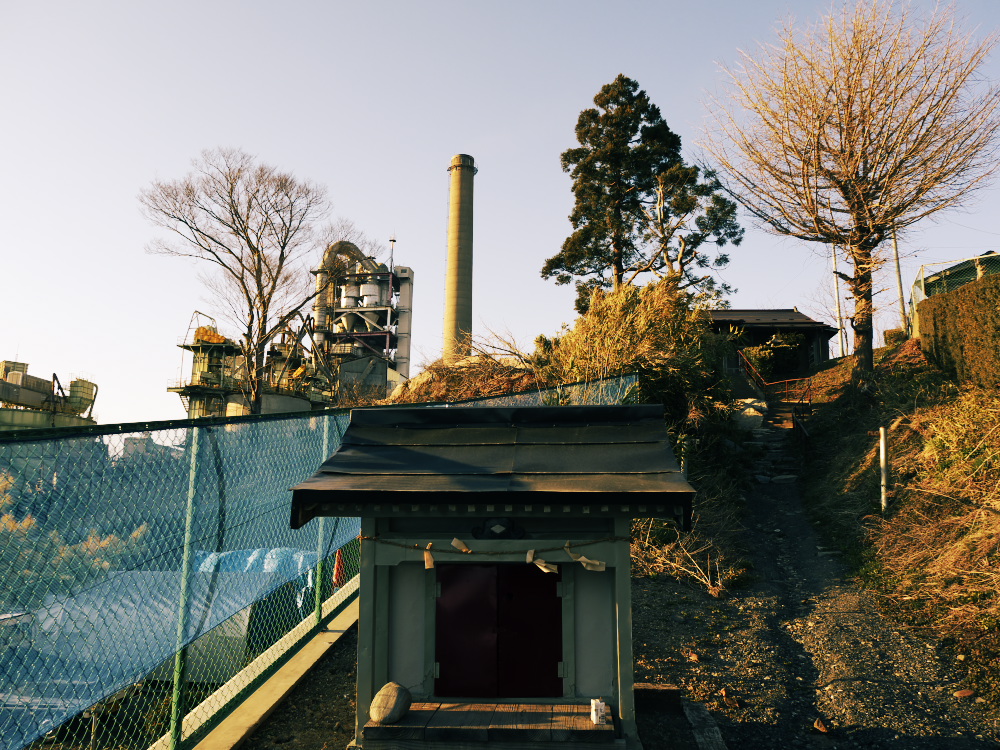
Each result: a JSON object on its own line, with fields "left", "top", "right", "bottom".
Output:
{"left": 289, "top": 404, "right": 694, "bottom": 528}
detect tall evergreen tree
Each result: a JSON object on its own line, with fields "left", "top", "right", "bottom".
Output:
{"left": 637, "top": 162, "right": 743, "bottom": 299}
{"left": 544, "top": 74, "right": 741, "bottom": 312}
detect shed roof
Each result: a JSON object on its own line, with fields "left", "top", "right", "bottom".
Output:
{"left": 289, "top": 405, "right": 694, "bottom": 528}
{"left": 706, "top": 309, "right": 838, "bottom": 336}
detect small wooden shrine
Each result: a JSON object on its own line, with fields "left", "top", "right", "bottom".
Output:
{"left": 290, "top": 405, "right": 694, "bottom": 749}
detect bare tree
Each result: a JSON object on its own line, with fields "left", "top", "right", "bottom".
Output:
{"left": 322, "top": 216, "right": 387, "bottom": 260}
{"left": 704, "top": 1, "right": 1000, "bottom": 373}
{"left": 140, "top": 147, "right": 331, "bottom": 413}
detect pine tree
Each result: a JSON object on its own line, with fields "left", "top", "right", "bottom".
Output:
{"left": 544, "top": 75, "right": 741, "bottom": 312}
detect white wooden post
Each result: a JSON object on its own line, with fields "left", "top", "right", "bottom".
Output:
{"left": 880, "top": 426, "right": 889, "bottom": 513}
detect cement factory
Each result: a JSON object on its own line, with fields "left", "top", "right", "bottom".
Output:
{"left": 168, "top": 243, "right": 415, "bottom": 418}
{"left": 169, "top": 153, "right": 476, "bottom": 418}
{"left": 0, "top": 361, "right": 97, "bottom": 431}
{"left": 0, "top": 155, "right": 476, "bottom": 428}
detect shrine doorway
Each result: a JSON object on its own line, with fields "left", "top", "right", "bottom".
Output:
{"left": 434, "top": 563, "right": 563, "bottom": 698}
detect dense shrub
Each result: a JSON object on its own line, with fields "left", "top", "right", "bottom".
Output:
{"left": 918, "top": 273, "right": 1000, "bottom": 388}
{"left": 388, "top": 281, "right": 749, "bottom": 594}
{"left": 393, "top": 281, "right": 734, "bottom": 432}
{"left": 531, "top": 283, "right": 749, "bottom": 592}
{"left": 739, "top": 333, "right": 805, "bottom": 381}
{"left": 883, "top": 328, "right": 906, "bottom": 346}
{"left": 531, "top": 282, "right": 733, "bottom": 430}
{"left": 740, "top": 344, "right": 775, "bottom": 380}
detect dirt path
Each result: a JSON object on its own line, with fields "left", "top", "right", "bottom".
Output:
{"left": 633, "top": 422, "right": 999, "bottom": 749}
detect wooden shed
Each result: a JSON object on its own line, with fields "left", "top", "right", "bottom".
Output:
{"left": 707, "top": 308, "right": 839, "bottom": 377}
{"left": 290, "top": 405, "right": 695, "bottom": 749}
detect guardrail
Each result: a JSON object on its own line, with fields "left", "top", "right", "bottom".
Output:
{"left": 736, "top": 350, "right": 813, "bottom": 437}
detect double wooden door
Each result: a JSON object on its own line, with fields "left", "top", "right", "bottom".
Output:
{"left": 434, "top": 563, "right": 562, "bottom": 698}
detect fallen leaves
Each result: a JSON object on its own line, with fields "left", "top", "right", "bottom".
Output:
{"left": 813, "top": 717, "right": 829, "bottom": 733}
{"left": 954, "top": 689, "right": 975, "bottom": 699}
{"left": 720, "top": 687, "right": 741, "bottom": 709}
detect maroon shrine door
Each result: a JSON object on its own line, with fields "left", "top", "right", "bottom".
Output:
{"left": 435, "top": 563, "right": 563, "bottom": 697}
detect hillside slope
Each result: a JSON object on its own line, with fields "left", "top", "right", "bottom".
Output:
{"left": 803, "top": 339, "right": 1000, "bottom": 704}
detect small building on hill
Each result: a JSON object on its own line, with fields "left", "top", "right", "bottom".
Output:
{"left": 707, "top": 309, "right": 839, "bottom": 380}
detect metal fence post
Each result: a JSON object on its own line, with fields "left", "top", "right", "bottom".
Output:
{"left": 315, "top": 415, "right": 331, "bottom": 627}
{"left": 170, "top": 425, "right": 201, "bottom": 750}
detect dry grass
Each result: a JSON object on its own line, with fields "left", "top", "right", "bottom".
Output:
{"left": 388, "top": 281, "right": 732, "bottom": 427}
{"left": 803, "top": 338, "right": 1000, "bottom": 702}
{"left": 870, "top": 388, "right": 1000, "bottom": 637}
{"left": 381, "top": 354, "right": 542, "bottom": 405}
{"left": 803, "top": 340, "right": 959, "bottom": 541}
{"left": 531, "top": 282, "right": 733, "bottom": 429}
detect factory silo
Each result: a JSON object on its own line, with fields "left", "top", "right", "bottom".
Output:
{"left": 442, "top": 154, "right": 477, "bottom": 364}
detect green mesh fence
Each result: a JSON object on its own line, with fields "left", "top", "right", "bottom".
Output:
{"left": 0, "top": 375, "right": 636, "bottom": 750}
{"left": 911, "top": 252, "right": 1000, "bottom": 306}
{"left": 910, "top": 253, "right": 1000, "bottom": 337}
{"left": 449, "top": 375, "right": 639, "bottom": 408}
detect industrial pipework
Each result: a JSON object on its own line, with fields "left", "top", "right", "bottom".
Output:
{"left": 442, "top": 154, "right": 476, "bottom": 364}
{"left": 0, "top": 361, "right": 98, "bottom": 430}
{"left": 311, "top": 240, "right": 414, "bottom": 378}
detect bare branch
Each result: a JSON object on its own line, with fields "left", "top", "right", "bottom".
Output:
{"left": 703, "top": 0, "right": 1000, "bottom": 372}
{"left": 139, "top": 147, "right": 331, "bottom": 412}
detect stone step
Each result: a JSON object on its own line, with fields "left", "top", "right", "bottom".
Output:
{"left": 772, "top": 475, "right": 799, "bottom": 484}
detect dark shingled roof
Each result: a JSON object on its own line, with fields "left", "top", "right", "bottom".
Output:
{"left": 707, "top": 309, "right": 838, "bottom": 336}
{"left": 289, "top": 405, "right": 694, "bottom": 528}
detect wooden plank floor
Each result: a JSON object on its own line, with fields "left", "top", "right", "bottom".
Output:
{"left": 363, "top": 702, "right": 621, "bottom": 749}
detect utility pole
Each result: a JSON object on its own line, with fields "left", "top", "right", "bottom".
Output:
{"left": 832, "top": 246, "right": 847, "bottom": 357}
{"left": 891, "top": 228, "right": 909, "bottom": 336}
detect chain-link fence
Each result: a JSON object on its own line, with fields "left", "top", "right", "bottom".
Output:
{"left": 910, "top": 252, "right": 1000, "bottom": 335}
{"left": 446, "top": 374, "right": 639, "bottom": 408}
{"left": 1, "top": 411, "right": 358, "bottom": 750}
{"left": 0, "top": 376, "right": 636, "bottom": 750}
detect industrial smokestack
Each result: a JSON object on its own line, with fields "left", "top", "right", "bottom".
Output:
{"left": 443, "top": 154, "right": 477, "bottom": 363}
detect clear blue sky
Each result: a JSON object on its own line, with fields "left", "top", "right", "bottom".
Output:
{"left": 3, "top": 0, "right": 999, "bottom": 424}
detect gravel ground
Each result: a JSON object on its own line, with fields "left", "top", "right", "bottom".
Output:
{"left": 240, "top": 627, "right": 358, "bottom": 750}
{"left": 243, "top": 424, "right": 999, "bottom": 750}
{"left": 633, "top": 424, "right": 1000, "bottom": 749}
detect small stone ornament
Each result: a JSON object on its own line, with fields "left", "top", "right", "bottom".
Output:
{"left": 369, "top": 682, "right": 412, "bottom": 724}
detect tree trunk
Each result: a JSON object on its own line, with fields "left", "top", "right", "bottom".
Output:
{"left": 611, "top": 232, "right": 624, "bottom": 290}
{"left": 847, "top": 245, "right": 875, "bottom": 374}
{"left": 248, "top": 342, "right": 267, "bottom": 415}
